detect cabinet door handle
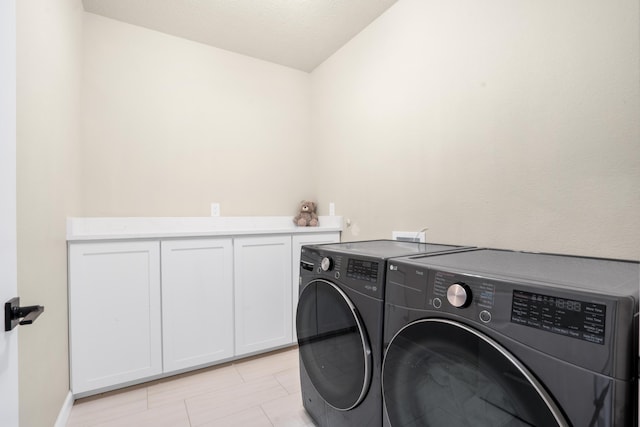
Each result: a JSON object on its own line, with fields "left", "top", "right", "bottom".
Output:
{"left": 4, "top": 297, "right": 45, "bottom": 331}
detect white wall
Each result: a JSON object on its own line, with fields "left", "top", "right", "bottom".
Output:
{"left": 16, "top": 0, "right": 83, "bottom": 426}
{"left": 1, "top": 1, "right": 19, "bottom": 425}
{"left": 12, "top": 2, "right": 637, "bottom": 425}
{"left": 81, "top": 13, "right": 312, "bottom": 217}
{"left": 311, "top": 0, "right": 640, "bottom": 259}
{"left": 14, "top": 2, "right": 640, "bottom": 420}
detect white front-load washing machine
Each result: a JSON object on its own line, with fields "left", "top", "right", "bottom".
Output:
{"left": 382, "top": 249, "right": 639, "bottom": 427}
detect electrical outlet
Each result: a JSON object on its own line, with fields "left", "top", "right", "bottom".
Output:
{"left": 211, "top": 203, "right": 220, "bottom": 217}
{"left": 329, "top": 202, "right": 335, "bottom": 216}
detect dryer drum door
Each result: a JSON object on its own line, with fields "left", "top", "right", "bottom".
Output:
{"left": 296, "top": 279, "right": 372, "bottom": 411}
{"left": 382, "top": 319, "right": 569, "bottom": 427}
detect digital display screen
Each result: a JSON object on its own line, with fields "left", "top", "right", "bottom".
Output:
{"left": 346, "top": 259, "right": 379, "bottom": 283}
{"left": 511, "top": 290, "right": 606, "bottom": 345}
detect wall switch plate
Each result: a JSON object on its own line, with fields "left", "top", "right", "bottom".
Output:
{"left": 211, "top": 203, "right": 220, "bottom": 217}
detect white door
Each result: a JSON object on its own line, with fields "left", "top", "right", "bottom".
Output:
{"left": 234, "top": 235, "right": 292, "bottom": 355}
{"left": 161, "top": 238, "right": 234, "bottom": 372}
{"left": 0, "top": 1, "right": 19, "bottom": 425}
{"left": 69, "top": 241, "right": 162, "bottom": 395}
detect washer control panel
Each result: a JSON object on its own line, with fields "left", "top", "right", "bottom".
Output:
{"left": 300, "top": 248, "right": 385, "bottom": 298}
{"left": 346, "top": 258, "right": 379, "bottom": 283}
{"left": 320, "top": 257, "right": 333, "bottom": 272}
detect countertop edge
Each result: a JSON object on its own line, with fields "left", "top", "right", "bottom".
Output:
{"left": 67, "top": 216, "right": 343, "bottom": 241}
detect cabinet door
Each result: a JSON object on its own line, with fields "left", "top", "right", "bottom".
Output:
{"left": 291, "top": 233, "right": 340, "bottom": 340}
{"left": 234, "top": 235, "right": 292, "bottom": 355}
{"left": 161, "top": 238, "right": 234, "bottom": 373}
{"left": 69, "top": 241, "right": 161, "bottom": 395}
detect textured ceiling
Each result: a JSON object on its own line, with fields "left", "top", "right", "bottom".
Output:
{"left": 82, "top": 0, "right": 399, "bottom": 72}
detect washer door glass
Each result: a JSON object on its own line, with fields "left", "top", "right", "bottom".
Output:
{"left": 383, "top": 319, "right": 568, "bottom": 427}
{"left": 296, "top": 280, "right": 372, "bottom": 411}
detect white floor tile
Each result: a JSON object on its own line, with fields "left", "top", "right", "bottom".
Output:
{"left": 186, "top": 375, "right": 288, "bottom": 426}
{"left": 234, "top": 347, "right": 299, "bottom": 381}
{"left": 66, "top": 388, "right": 148, "bottom": 427}
{"left": 274, "top": 367, "right": 302, "bottom": 395}
{"left": 262, "top": 392, "right": 315, "bottom": 427}
{"left": 196, "top": 406, "right": 273, "bottom": 427}
{"left": 148, "top": 363, "right": 244, "bottom": 408}
{"left": 66, "top": 347, "right": 311, "bottom": 427}
{"left": 93, "top": 402, "right": 190, "bottom": 427}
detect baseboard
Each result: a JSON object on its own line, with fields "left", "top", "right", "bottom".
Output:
{"left": 54, "top": 391, "right": 74, "bottom": 427}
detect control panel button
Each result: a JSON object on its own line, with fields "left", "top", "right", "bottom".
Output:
{"left": 479, "top": 310, "right": 492, "bottom": 323}
{"left": 432, "top": 298, "right": 442, "bottom": 309}
{"left": 320, "top": 257, "right": 333, "bottom": 272}
{"left": 447, "top": 283, "right": 472, "bottom": 308}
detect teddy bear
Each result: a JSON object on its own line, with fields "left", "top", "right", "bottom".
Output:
{"left": 293, "top": 200, "right": 319, "bottom": 226}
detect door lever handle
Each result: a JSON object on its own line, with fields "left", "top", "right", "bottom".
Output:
{"left": 4, "top": 297, "right": 45, "bottom": 331}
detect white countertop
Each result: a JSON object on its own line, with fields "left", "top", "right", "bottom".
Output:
{"left": 67, "top": 216, "right": 343, "bottom": 241}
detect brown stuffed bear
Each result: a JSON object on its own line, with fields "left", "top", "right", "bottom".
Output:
{"left": 293, "top": 200, "right": 319, "bottom": 226}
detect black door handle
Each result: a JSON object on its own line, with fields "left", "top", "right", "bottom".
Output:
{"left": 4, "top": 297, "right": 45, "bottom": 331}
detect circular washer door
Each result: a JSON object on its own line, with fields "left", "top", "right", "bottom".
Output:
{"left": 296, "top": 279, "right": 372, "bottom": 411}
{"left": 383, "top": 319, "right": 569, "bottom": 427}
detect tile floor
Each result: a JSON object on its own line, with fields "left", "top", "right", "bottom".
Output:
{"left": 66, "top": 346, "right": 315, "bottom": 427}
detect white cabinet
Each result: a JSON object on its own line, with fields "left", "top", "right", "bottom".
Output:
{"left": 291, "top": 233, "right": 340, "bottom": 340}
{"left": 68, "top": 229, "right": 341, "bottom": 395}
{"left": 68, "top": 241, "right": 162, "bottom": 395}
{"left": 234, "top": 235, "right": 292, "bottom": 355}
{"left": 161, "top": 238, "right": 233, "bottom": 373}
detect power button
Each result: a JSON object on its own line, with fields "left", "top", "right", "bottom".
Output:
{"left": 479, "top": 310, "right": 492, "bottom": 323}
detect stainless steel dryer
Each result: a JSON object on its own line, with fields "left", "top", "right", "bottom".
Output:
{"left": 296, "top": 240, "right": 474, "bottom": 427}
{"left": 382, "top": 249, "right": 639, "bottom": 427}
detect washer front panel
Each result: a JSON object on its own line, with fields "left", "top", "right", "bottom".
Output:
{"left": 382, "top": 319, "right": 569, "bottom": 427}
{"left": 296, "top": 279, "right": 372, "bottom": 411}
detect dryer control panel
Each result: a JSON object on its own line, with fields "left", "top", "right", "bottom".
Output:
{"left": 434, "top": 271, "right": 495, "bottom": 311}
{"left": 386, "top": 262, "right": 613, "bottom": 347}
{"left": 385, "top": 264, "right": 498, "bottom": 324}
{"left": 430, "top": 271, "right": 497, "bottom": 324}
{"left": 385, "top": 250, "right": 637, "bottom": 380}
